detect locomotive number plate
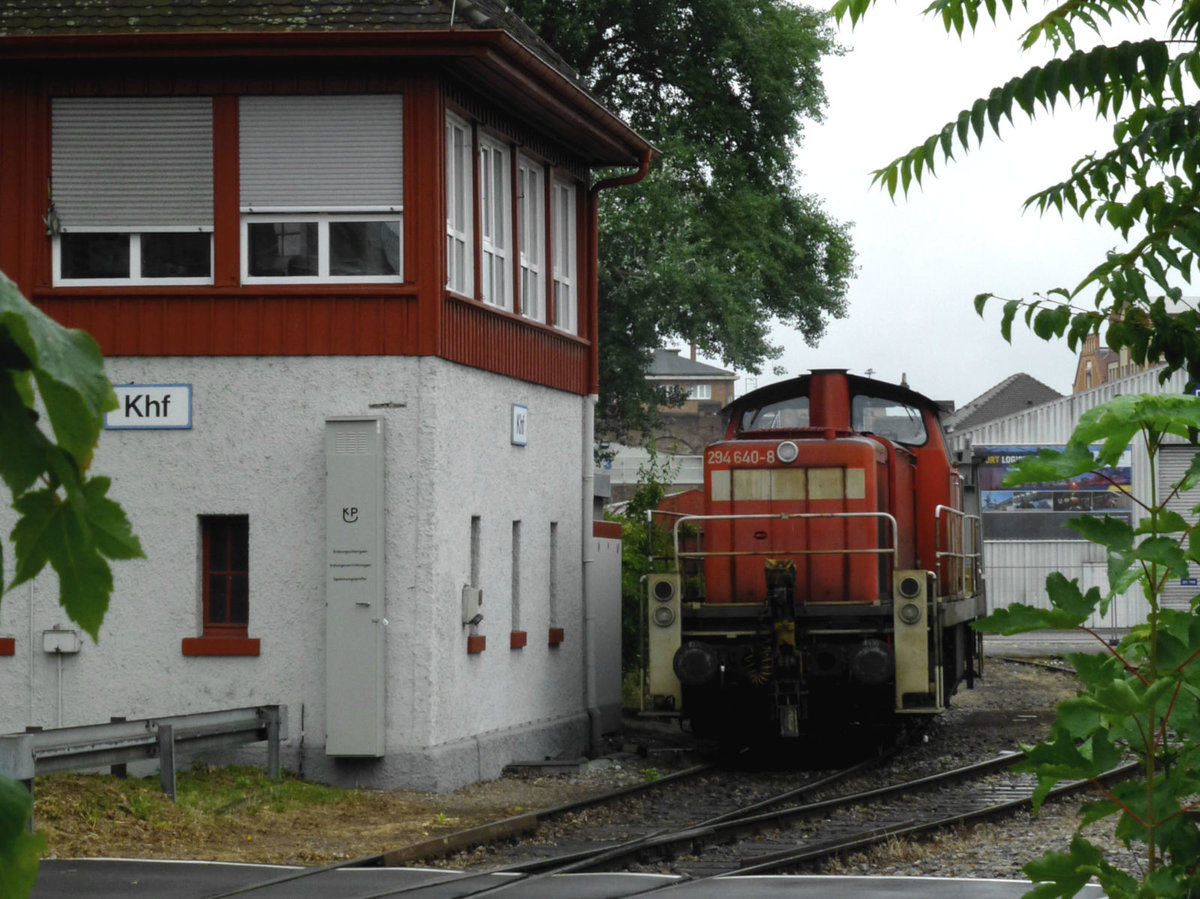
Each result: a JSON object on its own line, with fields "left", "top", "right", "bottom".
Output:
{"left": 707, "top": 448, "right": 775, "bottom": 466}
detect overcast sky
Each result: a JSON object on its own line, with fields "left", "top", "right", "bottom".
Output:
{"left": 702, "top": 3, "right": 1167, "bottom": 409}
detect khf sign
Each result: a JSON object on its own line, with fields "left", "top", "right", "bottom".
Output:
{"left": 105, "top": 384, "right": 192, "bottom": 430}
{"left": 511, "top": 404, "right": 528, "bottom": 446}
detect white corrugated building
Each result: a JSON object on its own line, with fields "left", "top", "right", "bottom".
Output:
{"left": 947, "top": 366, "right": 1197, "bottom": 628}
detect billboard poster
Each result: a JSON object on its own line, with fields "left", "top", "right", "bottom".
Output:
{"left": 976, "top": 445, "right": 1133, "bottom": 540}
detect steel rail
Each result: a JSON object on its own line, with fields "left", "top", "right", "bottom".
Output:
{"left": 197, "top": 762, "right": 716, "bottom": 899}
{"left": 504, "top": 747, "right": 898, "bottom": 876}
{"left": 344, "top": 755, "right": 892, "bottom": 899}
{"left": 602, "top": 759, "right": 1142, "bottom": 899}
{"left": 722, "top": 759, "right": 1141, "bottom": 877}
{"left": 499, "top": 750, "right": 1022, "bottom": 879}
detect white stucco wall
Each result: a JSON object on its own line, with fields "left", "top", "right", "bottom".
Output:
{"left": 0, "top": 355, "right": 597, "bottom": 791}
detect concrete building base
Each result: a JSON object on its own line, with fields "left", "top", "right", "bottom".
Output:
{"left": 300, "top": 711, "right": 591, "bottom": 792}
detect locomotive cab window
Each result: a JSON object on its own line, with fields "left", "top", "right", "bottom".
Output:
{"left": 852, "top": 395, "right": 927, "bottom": 445}
{"left": 739, "top": 397, "right": 810, "bottom": 431}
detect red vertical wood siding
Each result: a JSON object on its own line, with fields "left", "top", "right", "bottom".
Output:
{"left": 35, "top": 293, "right": 422, "bottom": 356}
{"left": 6, "top": 67, "right": 599, "bottom": 396}
{"left": 441, "top": 295, "right": 588, "bottom": 393}
{"left": 0, "top": 79, "right": 50, "bottom": 294}
{"left": 407, "top": 78, "right": 447, "bottom": 358}
{"left": 212, "top": 95, "right": 240, "bottom": 288}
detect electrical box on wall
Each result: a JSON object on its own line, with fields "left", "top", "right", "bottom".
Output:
{"left": 461, "top": 586, "right": 483, "bottom": 625}
{"left": 42, "top": 628, "right": 81, "bottom": 654}
{"left": 325, "top": 417, "right": 386, "bottom": 758}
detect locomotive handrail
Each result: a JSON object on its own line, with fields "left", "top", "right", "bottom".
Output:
{"left": 934, "top": 505, "right": 983, "bottom": 598}
{"left": 671, "top": 512, "right": 899, "bottom": 564}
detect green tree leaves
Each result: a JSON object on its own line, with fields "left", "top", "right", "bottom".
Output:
{"left": 847, "top": 0, "right": 1200, "bottom": 401}
{"left": 511, "top": 0, "right": 855, "bottom": 437}
{"left": 0, "top": 778, "right": 43, "bottom": 899}
{"left": 0, "top": 273, "right": 113, "bottom": 468}
{"left": 971, "top": 395, "right": 1200, "bottom": 896}
{"left": 0, "top": 273, "right": 144, "bottom": 640}
{"left": 1, "top": 272, "right": 143, "bottom": 893}
{"left": 863, "top": 39, "right": 1177, "bottom": 202}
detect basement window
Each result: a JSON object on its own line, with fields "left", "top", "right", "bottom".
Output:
{"left": 182, "top": 514, "right": 260, "bottom": 657}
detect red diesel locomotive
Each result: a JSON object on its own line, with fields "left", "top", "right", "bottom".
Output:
{"left": 646, "top": 370, "right": 986, "bottom": 738}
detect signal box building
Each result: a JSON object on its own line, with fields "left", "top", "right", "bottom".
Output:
{"left": 0, "top": 1, "right": 650, "bottom": 789}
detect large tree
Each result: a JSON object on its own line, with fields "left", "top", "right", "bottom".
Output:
{"left": 511, "top": 0, "right": 856, "bottom": 437}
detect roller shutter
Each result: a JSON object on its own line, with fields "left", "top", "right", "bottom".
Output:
{"left": 239, "top": 95, "right": 404, "bottom": 210}
{"left": 52, "top": 97, "right": 213, "bottom": 230}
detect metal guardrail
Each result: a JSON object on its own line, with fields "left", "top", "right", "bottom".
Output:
{"left": 0, "top": 705, "right": 287, "bottom": 805}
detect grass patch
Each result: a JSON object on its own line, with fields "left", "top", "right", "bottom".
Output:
{"left": 173, "top": 763, "right": 345, "bottom": 816}
{"left": 33, "top": 763, "right": 457, "bottom": 864}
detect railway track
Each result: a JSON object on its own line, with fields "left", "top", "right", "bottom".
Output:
{"left": 498, "top": 751, "right": 1136, "bottom": 881}
{"left": 294, "top": 750, "right": 1135, "bottom": 899}
{"left": 199, "top": 746, "right": 1127, "bottom": 899}
{"left": 198, "top": 751, "right": 892, "bottom": 899}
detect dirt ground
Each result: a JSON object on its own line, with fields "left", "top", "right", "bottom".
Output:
{"left": 35, "top": 660, "right": 1074, "bottom": 866}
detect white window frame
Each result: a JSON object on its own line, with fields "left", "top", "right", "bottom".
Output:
{"left": 551, "top": 177, "right": 578, "bottom": 334}
{"left": 53, "top": 228, "right": 214, "bottom": 287}
{"left": 239, "top": 94, "right": 404, "bottom": 286}
{"left": 479, "top": 134, "right": 512, "bottom": 310}
{"left": 518, "top": 156, "right": 546, "bottom": 323}
{"left": 687, "top": 383, "right": 713, "bottom": 401}
{"left": 51, "top": 96, "right": 214, "bottom": 286}
{"left": 240, "top": 212, "right": 403, "bottom": 285}
{"left": 446, "top": 112, "right": 474, "bottom": 296}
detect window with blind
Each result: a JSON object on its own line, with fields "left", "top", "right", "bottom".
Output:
{"left": 240, "top": 95, "right": 403, "bottom": 283}
{"left": 51, "top": 97, "right": 214, "bottom": 285}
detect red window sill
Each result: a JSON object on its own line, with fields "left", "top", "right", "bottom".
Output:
{"left": 181, "top": 636, "right": 260, "bottom": 657}
{"left": 0, "top": 637, "right": 14, "bottom": 656}
{"left": 510, "top": 630, "right": 527, "bottom": 650}
{"left": 467, "top": 635, "right": 486, "bottom": 654}
{"left": 548, "top": 627, "right": 565, "bottom": 646}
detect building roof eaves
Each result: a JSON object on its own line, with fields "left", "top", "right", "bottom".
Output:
{"left": 944, "top": 372, "right": 1063, "bottom": 432}
{"left": 648, "top": 349, "right": 735, "bottom": 379}
{"left": 0, "top": 23, "right": 654, "bottom": 166}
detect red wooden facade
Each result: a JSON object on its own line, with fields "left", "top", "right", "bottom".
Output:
{"left": 0, "top": 31, "right": 651, "bottom": 396}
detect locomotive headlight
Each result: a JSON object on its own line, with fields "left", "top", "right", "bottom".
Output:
{"left": 652, "top": 605, "right": 677, "bottom": 627}
{"left": 652, "top": 579, "right": 676, "bottom": 602}
{"left": 777, "top": 441, "right": 799, "bottom": 464}
{"left": 898, "top": 601, "right": 922, "bottom": 625}
{"left": 898, "top": 575, "right": 923, "bottom": 599}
